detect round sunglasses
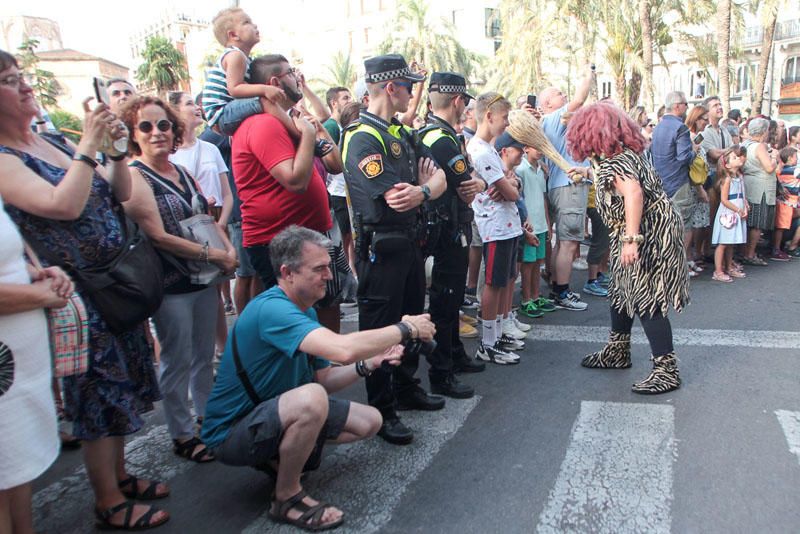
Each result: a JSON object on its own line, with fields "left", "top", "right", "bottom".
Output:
{"left": 137, "top": 119, "right": 173, "bottom": 133}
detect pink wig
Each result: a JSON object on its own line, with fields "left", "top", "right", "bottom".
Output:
{"left": 566, "top": 101, "right": 647, "bottom": 161}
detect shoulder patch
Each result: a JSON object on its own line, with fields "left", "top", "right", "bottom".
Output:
{"left": 359, "top": 154, "right": 384, "bottom": 179}
{"left": 448, "top": 155, "right": 467, "bottom": 175}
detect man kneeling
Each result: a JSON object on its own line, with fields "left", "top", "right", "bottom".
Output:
{"left": 201, "top": 225, "right": 435, "bottom": 531}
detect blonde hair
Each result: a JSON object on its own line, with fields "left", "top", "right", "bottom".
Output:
{"left": 212, "top": 7, "right": 244, "bottom": 46}
{"left": 476, "top": 92, "right": 510, "bottom": 124}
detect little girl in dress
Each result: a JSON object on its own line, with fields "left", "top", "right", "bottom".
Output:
{"left": 712, "top": 146, "right": 748, "bottom": 282}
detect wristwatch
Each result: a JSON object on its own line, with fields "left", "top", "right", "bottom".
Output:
{"left": 420, "top": 184, "right": 431, "bottom": 201}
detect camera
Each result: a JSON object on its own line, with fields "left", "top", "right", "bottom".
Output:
{"left": 403, "top": 338, "right": 436, "bottom": 359}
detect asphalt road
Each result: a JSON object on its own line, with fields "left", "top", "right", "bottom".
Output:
{"left": 33, "top": 256, "right": 800, "bottom": 533}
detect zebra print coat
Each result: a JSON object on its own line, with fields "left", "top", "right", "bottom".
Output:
{"left": 593, "top": 149, "right": 690, "bottom": 318}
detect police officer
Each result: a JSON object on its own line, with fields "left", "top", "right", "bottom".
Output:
{"left": 418, "top": 73, "right": 489, "bottom": 399}
{"left": 341, "top": 54, "right": 447, "bottom": 445}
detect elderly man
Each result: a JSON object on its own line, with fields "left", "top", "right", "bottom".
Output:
{"left": 202, "top": 225, "right": 435, "bottom": 531}
{"left": 341, "top": 54, "right": 447, "bottom": 445}
{"left": 106, "top": 78, "right": 136, "bottom": 115}
{"left": 651, "top": 91, "right": 699, "bottom": 255}
{"left": 539, "top": 66, "right": 593, "bottom": 311}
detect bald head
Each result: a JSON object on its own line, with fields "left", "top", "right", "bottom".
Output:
{"left": 538, "top": 87, "right": 566, "bottom": 114}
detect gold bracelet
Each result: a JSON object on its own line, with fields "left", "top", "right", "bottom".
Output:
{"left": 620, "top": 234, "right": 644, "bottom": 244}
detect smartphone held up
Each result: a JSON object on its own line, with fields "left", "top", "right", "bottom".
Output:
{"left": 93, "top": 77, "right": 129, "bottom": 156}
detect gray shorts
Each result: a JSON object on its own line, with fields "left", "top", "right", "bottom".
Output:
{"left": 470, "top": 219, "right": 483, "bottom": 247}
{"left": 669, "top": 182, "right": 694, "bottom": 228}
{"left": 548, "top": 182, "right": 589, "bottom": 242}
{"left": 213, "top": 394, "right": 350, "bottom": 469}
{"left": 228, "top": 221, "right": 256, "bottom": 278}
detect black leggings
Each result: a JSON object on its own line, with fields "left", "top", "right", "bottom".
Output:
{"left": 610, "top": 306, "right": 674, "bottom": 356}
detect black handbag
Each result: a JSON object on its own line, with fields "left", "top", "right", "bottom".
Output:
{"left": 28, "top": 217, "right": 165, "bottom": 334}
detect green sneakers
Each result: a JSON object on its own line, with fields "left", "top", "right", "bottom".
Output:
{"left": 520, "top": 300, "right": 543, "bottom": 318}
{"left": 533, "top": 297, "right": 556, "bottom": 313}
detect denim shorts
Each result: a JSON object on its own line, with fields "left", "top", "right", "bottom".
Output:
{"left": 228, "top": 222, "right": 256, "bottom": 278}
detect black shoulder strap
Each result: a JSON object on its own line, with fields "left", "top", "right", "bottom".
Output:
{"left": 231, "top": 325, "right": 262, "bottom": 406}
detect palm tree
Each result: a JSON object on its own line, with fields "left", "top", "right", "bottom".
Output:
{"left": 322, "top": 51, "right": 358, "bottom": 89}
{"left": 135, "top": 36, "right": 190, "bottom": 97}
{"left": 379, "top": 0, "right": 482, "bottom": 83}
{"left": 639, "top": 0, "right": 655, "bottom": 110}
{"left": 16, "top": 38, "right": 60, "bottom": 108}
{"left": 487, "top": 0, "right": 559, "bottom": 98}
{"left": 751, "top": 0, "right": 780, "bottom": 115}
{"left": 716, "top": 0, "right": 733, "bottom": 111}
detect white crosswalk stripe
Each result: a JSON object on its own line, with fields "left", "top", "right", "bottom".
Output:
{"left": 535, "top": 401, "right": 675, "bottom": 534}
{"left": 524, "top": 325, "right": 800, "bottom": 349}
{"left": 242, "top": 396, "right": 480, "bottom": 533}
{"left": 775, "top": 410, "right": 800, "bottom": 467}
{"left": 32, "top": 422, "right": 190, "bottom": 534}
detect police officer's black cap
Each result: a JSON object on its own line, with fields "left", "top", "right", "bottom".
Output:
{"left": 428, "top": 72, "right": 475, "bottom": 100}
{"left": 364, "top": 54, "right": 425, "bottom": 84}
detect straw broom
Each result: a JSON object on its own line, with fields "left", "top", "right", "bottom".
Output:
{"left": 507, "top": 110, "right": 583, "bottom": 183}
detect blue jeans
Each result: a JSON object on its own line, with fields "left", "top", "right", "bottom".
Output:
{"left": 217, "top": 97, "right": 262, "bottom": 136}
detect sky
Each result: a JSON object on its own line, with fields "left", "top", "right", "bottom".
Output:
{"left": 2, "top": 0, "right": 294, "bottom": 68}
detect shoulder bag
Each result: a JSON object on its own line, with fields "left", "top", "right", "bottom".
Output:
{"left": 23, "top": 242, "right": 89, "bottom": 377}
{"left": 133, "top": 162, "right": 228, "bottom": 286}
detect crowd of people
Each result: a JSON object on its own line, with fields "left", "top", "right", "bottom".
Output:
{"left": 2, "top": 5, "right": 799, "bottom": 532}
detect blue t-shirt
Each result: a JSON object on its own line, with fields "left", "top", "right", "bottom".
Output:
{"left": 516, "top": 158, "right": 549, "bottom": 234}
{"left": 541, "top": 104, "right": 587, "bottom": 189}
{"left": 201, "top": 286, "right": 330, "bottom": 449}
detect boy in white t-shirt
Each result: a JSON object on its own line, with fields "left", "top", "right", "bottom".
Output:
{"left": 467, "top": 92, "right": 524, "bottom": 365}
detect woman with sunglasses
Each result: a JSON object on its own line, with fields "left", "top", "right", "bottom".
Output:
{"left": 119, "top": 97, "right": 238, "bottom": 468}
{"left": 0, "top": 50, "right": 167, "bottom": 530}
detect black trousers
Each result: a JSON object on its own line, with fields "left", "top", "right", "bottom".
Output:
{"left": 427, "top": 235, "right": 469, "bottom": 380}
{"left": 610, "top": 305, "right": 674, "bottom": 356}
{"left": 356, "top": 239, "right": 426, "bottom": 418}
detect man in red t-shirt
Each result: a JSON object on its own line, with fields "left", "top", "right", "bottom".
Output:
{"left": 232, "top": 54, "right": 332, "bottom": 289}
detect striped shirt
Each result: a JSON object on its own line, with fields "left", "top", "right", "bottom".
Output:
{"left": 202, "top": 46, "right": 251, "bottom": 127}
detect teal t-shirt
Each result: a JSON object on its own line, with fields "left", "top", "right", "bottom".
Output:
{"left": 201, "top": 285, "right": 330, "bottom": 449}
{"left": 515, "top": 158, "right": 549, "bottom": 235}
{"left": 323, "top": 118, "right": 341, "bottom": 145}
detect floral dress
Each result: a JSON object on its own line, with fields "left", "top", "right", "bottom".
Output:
{"left": 0, "top": 135, "right": 160, "bottom": 440}
{"left": 593, "top": 149, "right": 690, "bottom": 318}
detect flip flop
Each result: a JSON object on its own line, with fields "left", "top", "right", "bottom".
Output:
{"left": 712, "top": 272, "right": 733, "bottom": 283}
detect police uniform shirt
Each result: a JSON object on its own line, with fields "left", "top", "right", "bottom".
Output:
{"left": 342, "top": 111, "right": 419, "bottom": 226}
{"left": 418, "top": 116, "right": 472, "bottom": 224}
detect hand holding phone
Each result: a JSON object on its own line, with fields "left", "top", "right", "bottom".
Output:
{"left": 693, "top": 133, "right": 704, "bottom": 145}
{"left": 527, "top": 94, "right": 537, "bottom": 108}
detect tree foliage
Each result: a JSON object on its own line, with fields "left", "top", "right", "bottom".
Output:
{"left": 49, "top": 109, "right": 82, "bottom": 143}
{"left": 378, "top": 0, "right": 483, "bottom": 86}
{"left": 16, "top": 38, "right": 60, "bottom": 109}
{"left": 135, "top": 36, "right": 190, "bottom": 96}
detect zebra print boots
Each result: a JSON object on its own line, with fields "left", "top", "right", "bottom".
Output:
{"left": 631, "top": 353, "right": 681, "bottom": 395}
{"left": 581, "top": 331, "right": 632, "bottom": 368}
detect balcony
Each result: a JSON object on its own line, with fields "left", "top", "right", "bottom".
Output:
{"left": 742, "top": 18, "right": 800, "bottom": 47}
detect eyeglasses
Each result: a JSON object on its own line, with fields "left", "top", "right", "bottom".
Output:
{"left": 0, "top": 72, "right": 33, "bottom": 88}
{"left": 383, "top": 81, "right": 413, "bottom": 95}
{"left": 136, "top": 119, "right": 172, "bottom": 133}
{"left": 277, "top": 68, "right": 298, "bottom": 79}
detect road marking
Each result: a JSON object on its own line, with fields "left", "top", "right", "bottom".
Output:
{"left": 525, "top": 325, "right": 800, "bottom": 349}
{"left": 32, "top": 423, "right": 190, "bottom": 533}
{"left": 242, "top": 395, "right": 480, "bottom": 533}
{"left": 776, "top": 410, "right": 800, "bottom": 466}
{"left": 536, "top": 401, "right": 675, "bottom": 534}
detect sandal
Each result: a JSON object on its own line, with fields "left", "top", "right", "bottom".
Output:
{"left": 95, "top": 500, "right": 169, "bottom": 531}
{"left": 740, "top": 256, "right": 768, "bottom": 266}
{"left": 712, "top": 272, "right": 733, "bottom": 283}
{"left": 119, "top": 475, "right": 170, "bottom": 500}
{"left": 172, "top": 437, "right": 215, "bottom": 463}
{"left": 268, "top": 490, "right": 344, "bottom": 532}
{"left": 728, "top": 269, "right": 747, "bottom": 279}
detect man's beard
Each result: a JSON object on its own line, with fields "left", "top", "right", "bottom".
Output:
{"left": 281, "top": 81, "right": 303, "bottom": 104}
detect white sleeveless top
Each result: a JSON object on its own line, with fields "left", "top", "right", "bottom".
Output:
{"left": 0, "top": 194, "right": 59, "bottom": 490}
